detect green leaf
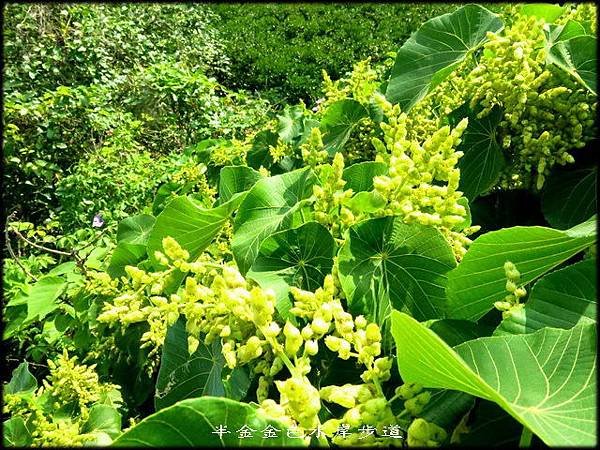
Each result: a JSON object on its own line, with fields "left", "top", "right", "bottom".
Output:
{"left": 23, "top": 276, "right": 66, "bottom": 322}
{"left": 5, "top": 362, "right": 37, "bottom": 395}
{"left": 223, "top": 367, "right": 251, "bottom": 402}
{"left": 218, "top": 166, "right": 262, "bottom": 205}
{"left": 385, "top": 5, "right": 503, "bottom": 110}
{"left": 319, "top": 99, "right": 368, "bottom": 154}
{"left": 112, "top": 397, "right": 305, "bottom": 447}
{"left": 277, "top": 104, "right": 307, "bottom": 145}
{"left": 107, "top": 214, "right": 157, "bottom": 278}
{"left": 548, "top": 35, "right": 597, "bottom": 94}
{"left": 247, "top": 130, "right": 278, "bottom": 170}
{"left": 147, "top": 196, "right": 231, "bottom": 268}
{"left": 232, "top": 167, "right": 317, "bottom": 274}
{"left": 338, "top": 217, "right": 456, "bottom": 324}
{"left": 544, "top": 20, "right": 588, "bottom": 49}
{"left": 520, "top": 4, "right": 565, "bottom": 23}
{"left": 446, "top": 218, "right": 596, "bottom": 320}
{"left": 449, "top": 104, "right": 506, "bottom": 200}
{"left": 155, "top": 319, "right": 226, "bottom": 411}
{"left": 153, "top": 182, "right": 181, "bottom": 216}
{"left": 496, "top": 258, "right": 596, "bottom": 335}
{"left": 344, "top": 191, "right": 386, "bottom": 214}
{"left": 81, "top": 404, "right": 122, "bottom": 438}
{"left": 247, "top": 222, "right": 335, "bottom": 319}
{"left": 107, "top": 243, "right": 147, "bottom": 278}
{"left": 3, "top": 417, "right": 32, "bottom": 447}
{"left": 341, "top": 161, "right": 388, "bottom": 193}
{"left": 458, "top": 401, "right": 522, "bottom": 447}
{"left": 116, "top": 214, "right": 156, "bottom": 246}
{"left": 427, "top": 319, "right": 494, "bottom": 347}
{"left": 541, "top": 166, "right": 596, "bottom": 229}
{"left": 391, "top": 311, "right": 597, "bottom": 446}
{"left": 421, "top": 389, "right": 475, "bottom": 431}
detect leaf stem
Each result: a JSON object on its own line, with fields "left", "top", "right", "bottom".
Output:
{"left": 519, "top": 426, "right": 532, "bottom": 447}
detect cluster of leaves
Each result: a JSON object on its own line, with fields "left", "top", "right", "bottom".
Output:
{"left": 3, "top": 3, "right": 597, "bottom": 448}
{"left": 3, "top": 3, "right": 230, "bottom": 93}
{"left": 3, "top": 4, "right": 270, "bottom": 226}
{"left": 210, "top": 3, "right": 464, "bottom": 104}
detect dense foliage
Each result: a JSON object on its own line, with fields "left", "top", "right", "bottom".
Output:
{"left": 210, "top": 3, "right": 463, "bottom": 104}
{"left": 2, "top": 3, "right": 598, "bottom": 448}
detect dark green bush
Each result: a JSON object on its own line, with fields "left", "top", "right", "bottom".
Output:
{"left": 210, "top": 3, "right": 461, "bottom": 104}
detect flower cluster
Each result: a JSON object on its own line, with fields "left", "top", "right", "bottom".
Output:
{"left": 4, "top": 352, "right": 122, "bottom": 447}
{"left": 313, "top": 152, "right": 356, "bottom": 239}
{"left": 269, "top": 139, "right": 294, "bottom": 163}
{"left": 300, "top": 127, "right": 329, "bottom": 168}
{"left": 371, "top": 93, "right": 468, "bottom": 229}
{"left": 319, "top": 58, "right": 379, "bottom": 112}
{"left": 494, "top": 260, "right": 527, "bottom": 318}
{"left": 370, "top": 94, "right": 478, "bottom": 259}
{"left": 460, "top": 11, "right": 596, "bottom": 190}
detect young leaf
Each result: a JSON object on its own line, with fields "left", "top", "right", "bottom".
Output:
{"left": 5, "top": 362, "right": 37, "bottom": 395}
{"left": 247, "top": 221, "right": 335, "bottom": 319}
{"left": 2, "top": 417, "right": 32, "bottom": 447}
{"left": 108, "top": 214, "right": 156, "bottom": 277}
{"left": 232, "top": 167, "right": 317, "bottom": 274}
{"left": 23, "top": 276, "right": 66, "bottom": 323}
{"left": 338, "top": 217, "right": 456, "bottom": 323}
{"left": 385, "top": 5, "right": 503, "bottom": 110}
{"left": 147, "top": 196, "right": 232, "bottom": 268}
{"left": 81, "top": 404, "right": 122, "bottom": 438}
{"left": 155, "top": 320, "right": 226, "bottom": 411}
{"left": 341, "top": 161, "right": 387, "bottom": 193}
{"left": 319, "top": 99, "right": 368, "bottom": 154}
{"left": 548, "top": 35, "right": 597, "bottom": 94}
{"left": 446, "top": 218, "right": 596, "bottom": 320}
{"left": 112, "top": 397, "right": 305, "bottom": 447}
{"left": 391, "top": 311, "right": 597, "bottom": 446}
{"left": 449, "top": 103, "right": 506, "bottom": 200}
{"left": 496, "top": 258, "right": 596, "bottom": 335}
{"left": 520, "top": 3, "right": 565, "bottom": 23}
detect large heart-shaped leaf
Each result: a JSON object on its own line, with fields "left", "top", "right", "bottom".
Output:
{"left": 147, "top": 196, "right": 233, "bottom": 268}
{"left": 391, "top": 311, "right": 597, "bottom": 446}
{"left": 449, "top": 103, "right": 506, "bottom": 200}
{"left": 385, "top": 5, "right": 503, "bottom": 110}
{"left": 232, "top": 167, "right": 317, "bottom": 274}
{"left": 155, "top": 320, "right": 226, "bottom": 411}
{"left": 319, "top": 99, "right": 368, "bottom": 154}
{"left": 338, "top": 217, "right": 456, "bottom": 323}
{"left": 247, "top": 221, "right": 335, "bottom": 319}
{"left": 496, "top": 258, "right": 596, "bottom": 335}
{"left": 112, "top": 397, "right": 305, "bottom": 447}
{"left": 446, "top": 218, "right": 596, "bottom": 320}
{"left": 541, "top": 166, "right": 596, "bottom": 229}
{"left": 548, "top": 35, "right": 597, "bottom": 94}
